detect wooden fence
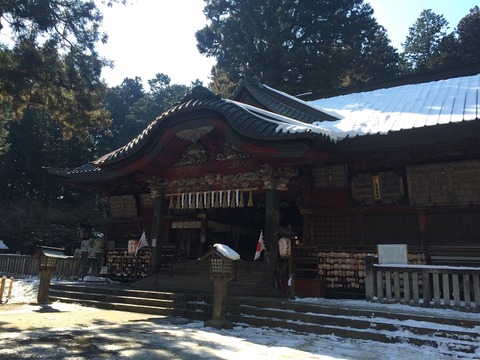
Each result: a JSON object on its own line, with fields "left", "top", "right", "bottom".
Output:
{"left": 365, "top": 256, "right": 480, "bottom": 312}
{"left": 0, "top": 254, "right": 86, "bottom": 278}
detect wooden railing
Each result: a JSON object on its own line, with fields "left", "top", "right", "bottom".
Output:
{"left": 0, "top": 254, "right": 85, "bottom": 278}
{"left": 365, "top": 256, "right": 480, "bottom": 312}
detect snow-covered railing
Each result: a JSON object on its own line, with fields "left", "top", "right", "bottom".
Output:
{"left": 365, "top": 256, "right": 480, "bottom": 312}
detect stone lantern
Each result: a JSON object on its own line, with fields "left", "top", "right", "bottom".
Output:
{"left": 36, "top": 246, "right": 69, "bottom": 304}
{"left": 198, "top": 244, "right": 240, "bottom": 329}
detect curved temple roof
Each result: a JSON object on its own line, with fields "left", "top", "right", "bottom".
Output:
{"left": 47, "top": 96, "right": 336, "bottom": 183}
{"left": 47, "top": 71, "right": 480, "bottom": 184}
{"left": 94, "top": 97, "right": 336, "bottom": 167}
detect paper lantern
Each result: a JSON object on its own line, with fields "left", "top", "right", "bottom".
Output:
{"left": 278, "top": 237, "right": 291, "bottom": 259}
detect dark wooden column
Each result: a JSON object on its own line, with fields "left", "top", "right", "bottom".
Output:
{"left": 199, "top": 216, "right": 208, "bottom": 257}
{"left": 418, "top": 209, "right": 427, "bottom": 249}
{"left": 355, "top": 209, "right": 365, "bottom": 245}
{"left": 149, "top": 189, "right": 166, "bottom": 272}
{"left": 265, "top": 188, "right": 280, "bottom": 282}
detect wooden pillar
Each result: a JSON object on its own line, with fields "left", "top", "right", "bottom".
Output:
{"left": 149, "top": 189, "right": 166, "bottom": 272}
{"left": 302, "top": 214, "right": 311, "bottom": 244}
{"left": 199, "top": 217, "right": 208, "bottom": 257}
{"left": 355, "top": 209, "right": 365, "bottom": 245}
{"left": 418, "top": 209, "right": 427, "bottom": 249}
{"left": 0, "top": 276, "right": 6, "bottom": 303}
{"left": 265, "top": 189, "right": 280, "bottom": 282}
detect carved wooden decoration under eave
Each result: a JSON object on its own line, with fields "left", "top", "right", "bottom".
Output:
{"left": 407, "top": 160, "right": 480, "bottom": 206}
{"left": 312, "top": 164, "right": 349, "bottom": 188}
{"left": 351, "top": 171, "right": 405, "bottom": 204}
{"left": 174, "top": 142, "right": 251, "bottom": 167}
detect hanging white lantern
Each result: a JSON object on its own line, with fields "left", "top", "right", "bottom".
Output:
{"left": 278, "top": 237, "right": 292, "bottom": 259}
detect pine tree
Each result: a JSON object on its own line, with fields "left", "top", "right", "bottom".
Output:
{"left": 401, "top": 9, "right": 449, "bottom": 72}
{"left": 0, "top": 0, "right": 125, "bottom": 140}
{"left": 456, "top": 6, "right": 480, "bottom": 65}
{"left": 196, "top": 0, "right": 399, "bottom": 94}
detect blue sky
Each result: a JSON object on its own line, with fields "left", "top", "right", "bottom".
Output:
{"left": 367, "top": 0, "right": 478, "bottom": 49}
{"left": 98, "top": 0, "right": 479, "bottom": 88}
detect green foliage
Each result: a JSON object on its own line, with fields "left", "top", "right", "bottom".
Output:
{"left": 401, "top": 9, "right": 449, "bottom": 72}
{"left": 0, "top": 70, "right": 198, "bottom": 252}
{"left": 196, "top": 0, "right": 399, "bottom": 94}
{"left": 148, "top": 73, "right": 192, "bottom": 110}
{"left": 401, "top": 7, "right": 480, "bottom": 73}
{"left": 98, "top": 74, "right": 191, "bottom": 155}
{"left": 0, "top": 198, "right": 107, "bottom": 255}
{"left": 97, "top": 77, "right": 145, "bottom": 153}
{"left": 0, "top": 0, "right": 125, "bottom": 140}
{"left": 0, "top": 105, "right": 101, "bottom": 251}
{"left": 456, "top": 6, "right": 480, "bottom": 65}
{"left": 0, "top": 2, "right": 203, "bottom": 253}
{"left": 0, "top": 99, "right": 12, "bottom": 155}
{"left": 0, "top": 107, "right": 96, "bottom": 204}
{"left": 210, "top": 65, "right": 238, "bottom": 98}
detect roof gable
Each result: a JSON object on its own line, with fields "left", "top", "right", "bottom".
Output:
{"left": 232, "top": 77, "right": 338, "bottom": 123}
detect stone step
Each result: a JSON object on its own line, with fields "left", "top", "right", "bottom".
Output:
{"left": 227, "top": 314, "right": 478, "bottom": 355}
{"left": 227, "top": 296, "right": 480, "bottom": 329}
{"left": 51, "top": 283, "right": 183, "bottom": 300}
{"left": 132, "top": 270, "right": 279, "bottom": 297}
{"left": 49, "top": 284, "right": 210, "bottom": 321}
{"left": 227, "top": 301, "right": 479, "bottom": 342}
{"left": 48, "top": 284, "right": 480, "bottom": 354}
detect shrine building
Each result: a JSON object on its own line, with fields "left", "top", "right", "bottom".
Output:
{"left": 48, "top": 65, "right": 480, "bottom": 297}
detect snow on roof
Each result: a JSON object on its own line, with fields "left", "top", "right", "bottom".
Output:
{"left": 227, "top": 100, "right": 338, "bottom": 141}
{"left": 38, "top": 246, "right": 69, "bottom": 258}
{"left": 213, "top": 243, "right": 240, "bottom": 261}
{"left": 308, "top": 74, "right": 480, "bottom": 139}
{"left": 0, "top": 240, "right": 8, "bottom": 250}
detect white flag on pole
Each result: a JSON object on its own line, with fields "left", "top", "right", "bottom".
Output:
{"left": 254, "top": 230, "right": 266, "bottom": 261}
{"left": 135, "top": 231, "right": 149, "bottom": 256}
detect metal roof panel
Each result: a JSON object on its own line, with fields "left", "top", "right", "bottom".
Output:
{"left": 309, "top": 74, "right": 480, "bottom": 139}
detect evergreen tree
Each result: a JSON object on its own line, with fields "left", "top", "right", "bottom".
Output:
{"left": 401, "top": 9, "right": 449, "bottom": 72}
{"left": 0, "top": 107, "right": 96, "bottom": 205}
{"left": 99, "top": 77, "right": 146, "bottom": 154}
{"left": 196, "top": 0, "right": 399, "bottom": 94}
{"left": 209, "top": 65, "right": 238, "bottom": 98}
{"left": 0, "top": 99, "right": 12, "bottom": 155}
{"left": 400, "top": 7, "right": 480, "bottom": 73}
{"left": 99, "top": 74, "right": 191, "bottom": 155}
{"left": 456, "top": 6, "right": 480, "bottom": 65}
{"left": 0, "top": 0, "right": 125, "bottom": 140}
{"left": 147, "top": 73, "right": 191, "bottom": 110}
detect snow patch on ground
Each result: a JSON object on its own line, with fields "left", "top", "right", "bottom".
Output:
{"left": 2, "top": 277, "right": 480, "bottom": 359}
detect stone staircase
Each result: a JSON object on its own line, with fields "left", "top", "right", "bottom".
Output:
{"left": 227, "top": 297, "right": 480, "bottom": 354}
{"left": 132, "top": 259, "right": 281, "bottom": 297}
{"left": 49, "top": 283, "right": 210, "bottom": 320}
{"left": 49, "top": 282, "right": 480, "bottom": 355}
